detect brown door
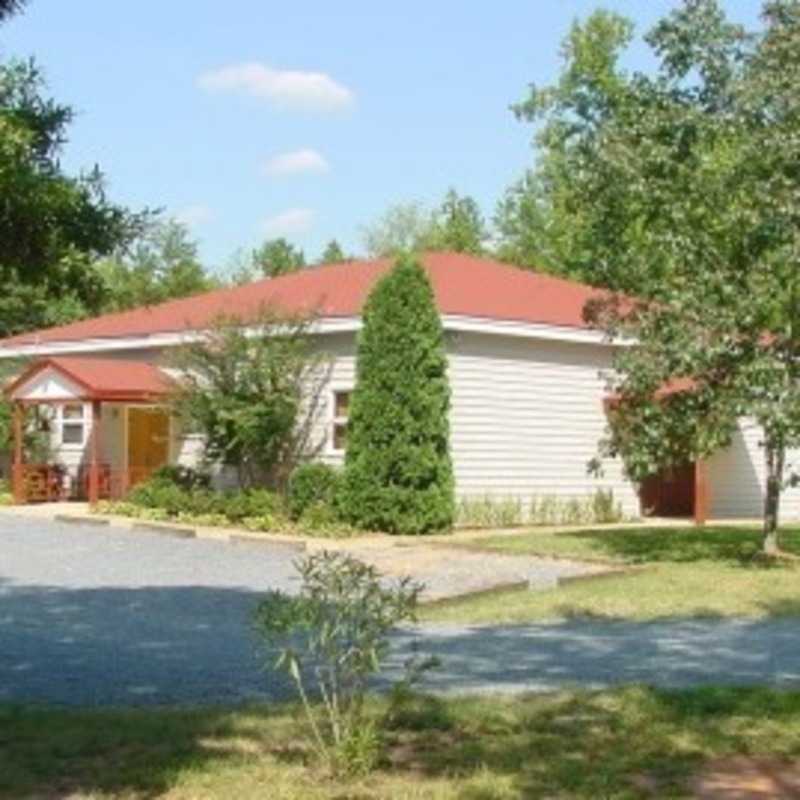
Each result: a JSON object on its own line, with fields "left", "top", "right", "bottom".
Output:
{"left": 128, "top": 407, "right": 170, "bottom": 486}
{"left": 640, "top": 463, "right": 696, "bottom": 517}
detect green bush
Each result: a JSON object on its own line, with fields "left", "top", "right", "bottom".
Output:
{"left": 126, "top": 475, "right": 284, "bottom": 525}
{"left": 150, "top": 465, "right": 210, "bottom": 491}
{"left": 254, "top": 552, "right": 434, "bottom": 775}
{"left": 340, "top": 256, "right": 454, "bottom": 534}
{"left": 0, "top": 478, "right": 13, "bottom": 506}
{"left": 287, "top": 462, "right": 341, "bottom": 520}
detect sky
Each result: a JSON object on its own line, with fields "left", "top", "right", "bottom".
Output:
{"left": 2, "top": 1, "right": 764, "bottom": 274}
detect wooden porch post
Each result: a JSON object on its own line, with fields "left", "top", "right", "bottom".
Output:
{"left": 12, "top": 401, "right": 24, "bottom": 504}
{"left": 88, "top": 400, "right": 102, "bottom": 506}
{"left": 694, "top": 459, "right": 710, "bottom": 527}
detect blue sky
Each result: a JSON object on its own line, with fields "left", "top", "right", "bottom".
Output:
{"left": 2, "top": 1, "right": 763, "bottom": 273}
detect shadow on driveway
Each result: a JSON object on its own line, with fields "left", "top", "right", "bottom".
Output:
{"left": 2, "top": 579, "right": 799, "bottom": 707}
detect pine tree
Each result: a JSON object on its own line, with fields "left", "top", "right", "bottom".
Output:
{"left": 340, "top": 256, "right": 454, "bottom": 534}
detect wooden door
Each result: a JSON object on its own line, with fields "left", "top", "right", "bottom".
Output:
{"left": 128, "top": 408, "right": 170, "bottom": 485}
{"left": 640, "top": 463, "right": 696, "bottom": 518}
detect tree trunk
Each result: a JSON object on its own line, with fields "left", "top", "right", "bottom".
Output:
{"left": 763, "top": 440, "right": 785, "bottom": 556}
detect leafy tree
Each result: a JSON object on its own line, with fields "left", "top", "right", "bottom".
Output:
{"left": 523, "top": 0, "right": 800, "bottom": 554}
{"left": 361, "top": 202, "right": 436, "bottom": 257}
{"left": 253, "top": 237, "right": 305, "bottom": 278}
{"left": 0, "top": 0, "right": 25, "bottom": 22}
{"left": 0, "top": 59, "right": 144, "bottom": 336}
{"left": 340, "top": 256, "right": 454, "bottom": 534}
{"left": 95, "top": 218, "right": 215, "bottom": 311}
{"left": 170, "top": 310, "right": 329, "bottom": 489}
{"left": 495, "top": 11, "right": 638, "bottom": 284}
{"left": 318, "top": 239, "right": 348, "bottom": 264}
{"left": 429, "top": 188, "right": 486, "bottom": 254}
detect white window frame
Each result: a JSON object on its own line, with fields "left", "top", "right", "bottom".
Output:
{"left": 328, "top": 385, "right": 352, "bottom": 454}
{"left": 59, "top": 402, "right": 87, "bottom": 449}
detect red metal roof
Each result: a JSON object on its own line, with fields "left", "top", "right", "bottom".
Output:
{"left": 0, "top": 252, "right": 608, "bottom": 349}
{"left": 5, "top": 357, "right": 174, "bottom": 401}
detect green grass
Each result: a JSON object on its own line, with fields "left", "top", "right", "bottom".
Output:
{"left": 422, "top": 525, "right": 800, "bottom": 623}
{"left": 3, "top": 687, "right": 800, "bottom": 798}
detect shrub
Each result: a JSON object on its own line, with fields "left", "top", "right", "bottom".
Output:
{"left": 456, "top": 490, "right": 626, "bottom": 528}
{"left": 125, "top": 475, "right": 285, "bottom": 527}
{"left": 456, "top": 495, "right": 524, "bottom": 528}
{"left": 340, "top": 256, "right": 454, "bottom": 534}
{"left": 254, "top": 551, "right": 435, "bottom": 776}
{"left": 287, "top": 462, "right": 341, "bottom": 520}
{"left": 0, "top": 478, "right": 13, "bottom": 506}
{"left": 150, "top": 465, "right": 210, "bottom": 491}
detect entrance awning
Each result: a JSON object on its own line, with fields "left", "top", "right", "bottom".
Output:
{"left": 4, "top": 356, "right": 175, "bottom": 404}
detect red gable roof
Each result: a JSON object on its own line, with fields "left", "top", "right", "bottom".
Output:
{"left": 0, "top": 252, "right": 607, "bottom": 349}
{"left": 4, "top": 357, "right": 174, "bottom": 402}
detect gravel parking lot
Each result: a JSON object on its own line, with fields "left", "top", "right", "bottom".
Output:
{"left": 4, "top": 513, "right": 796, "bottom": 707}
{"left": 0, "top": 514, "right": 301, "bottom": 706}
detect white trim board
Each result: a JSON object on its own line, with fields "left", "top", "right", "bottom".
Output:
{"left": 0, "top": 314, "right": 630, "bottom": 360}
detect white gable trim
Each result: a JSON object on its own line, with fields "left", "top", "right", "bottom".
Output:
{"left": 9, "top": 366, "right": 86, "bottom": 401}
{"left": 0, "top": 314, "right": 630, "bottom": 359}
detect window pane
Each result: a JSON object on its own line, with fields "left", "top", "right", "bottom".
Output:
{"left": 63, "top": 404, "right": 84, "bottom": 420}
{"left": 334, "top": 391, "right": 351, "bottom": 418}
{"left": 62, "top": 423, "right": 84, "bottom": 445}
{"left": 333, "top": 422, "right": 347, "bottom": 451}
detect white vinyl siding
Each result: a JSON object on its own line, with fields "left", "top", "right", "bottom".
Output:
{"left": 708, "top": 419, "right": 800, "bottom": 521}
{"left": 447, "top": 331, "right": 641, "bottom": 516}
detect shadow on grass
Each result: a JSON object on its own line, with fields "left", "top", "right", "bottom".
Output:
{"left": 4, "top": 686, "right": 800, "bottom": 798}
{"left": 556, "top": 526, "right": 800, "bottom": 565}
{"left": 384, "top": 685, "right": 800, "bottom": 798}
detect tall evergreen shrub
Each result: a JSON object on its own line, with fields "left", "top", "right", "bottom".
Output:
{"left": 340, "top": 256, "right": 454, "bottom": 534}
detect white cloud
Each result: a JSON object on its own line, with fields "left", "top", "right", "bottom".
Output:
{"left": 197, "top": 62, "right": 354, "bottom": 112}
{"left": 173, "top": 204, "right": 214, "bottom": 227}
{"left": 262, "top": 148, "right": 330, "bottom": 177}
{"left": 262, "top": 208, "right": 315, "bottom": 237}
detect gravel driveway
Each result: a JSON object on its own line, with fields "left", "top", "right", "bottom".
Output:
{"left": 2, "top": 514, "right": 799, "bottom": 707}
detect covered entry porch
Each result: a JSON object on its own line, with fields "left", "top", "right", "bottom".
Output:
{"left": 4, "top": 357, "right": 176, "bottom": 505}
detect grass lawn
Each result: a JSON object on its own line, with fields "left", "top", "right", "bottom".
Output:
{"left": 3, "top": 687, "right": 800, "bottom": 799}
{"left": 422, "top": 525, "right": 800, "bottom": 623}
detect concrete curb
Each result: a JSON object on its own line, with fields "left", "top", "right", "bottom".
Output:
{"left": 54, "top": 514, "right": 110, "bottom": 527}
{"left": 229, "top": 534, "right": 306, "bottom": 553}
{"left": 131, "top": 522, "right": 196, "bottom": 539}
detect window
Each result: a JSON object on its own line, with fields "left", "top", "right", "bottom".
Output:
{"left": 331, "top": 389, "right": 351, "bottom": 452}
{"left": 60, "top": 403, "right": 86, "bottom": 446}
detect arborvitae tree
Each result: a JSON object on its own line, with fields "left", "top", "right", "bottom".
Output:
{"left": 340, "top": 255, "right": 454, "bottom": 534}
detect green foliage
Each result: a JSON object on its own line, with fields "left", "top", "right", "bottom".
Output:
{"left": 127, "top": 477, "right": 282, "bottom": 523}
{"left": 341, "top": 256, "right": 454, "bottom": 534}
{"left": 504, "top": 1, "right": 800, "bottom": 553}
{"left": 95, "top": 219, "right": 215, "bottom": 312}
{"left": 318, "top": 239, "right": 348, "bottom": 264}
{"left": 149, "top": 465, "right": 211, "bottom": 492}
{"left": 456, "top": 496, "right": 525, "bottom": 528}
{"left": 428, "top": 188, "right": 487, "bottom": 254}
{"left": 0, "top": 0, "right": 25, "bottom": 22}
{"left": 495, "top": 10, "right": 637, "bottom": 283}
{"left": 0, "top": 478, "right": 12, "bottom": 505}
{"left": 456, "top": 490, "right": 626, "bottom": 528}
{"left": 170, "top": 309, "right": 329, "bottom": 489}
{"left": 104, "top": 471, "right": 354, "bottom": 537}
{"left": 361, "top": 202, "right": 435, "bottom": 257}
{"left": 0, "top": 59, "right": 145, "bottom": 336}
{"left": 287, "top": 462, "right": 341, "bottom": 521}
{"left": 361, "top": 191, "right": 486, "bottom": 257}
{"left": 252, "top": 238, "right": 305, "bottom": 278}
{"left": 254, "top": 551, "right": 433, "bottom": 776}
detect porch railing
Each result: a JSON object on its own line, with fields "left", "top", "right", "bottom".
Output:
{"left": 13, "top": 464, "right": 156, "bottom": 504}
